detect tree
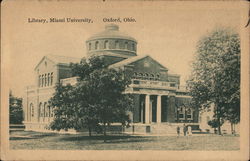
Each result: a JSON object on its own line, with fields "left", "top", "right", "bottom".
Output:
{"left": 49, "top": 56, "right": 133, "bottom": 141}
{"left": 187, "top": 28, "right": 240, "bottom": 135}
{"left": 9, "top": 91, "right": 23, "bottom": 124}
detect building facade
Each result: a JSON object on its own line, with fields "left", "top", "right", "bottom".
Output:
{"left": 23, "top": 24, "right": 199, "bottom": 134}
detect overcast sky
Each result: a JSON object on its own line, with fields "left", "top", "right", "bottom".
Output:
{"left": 2, "top": 1, "right": 243, "bottom": 97}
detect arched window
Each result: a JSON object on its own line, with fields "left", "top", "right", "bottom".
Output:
{"left": 186, "top": 108, "right": 193, "bottom": 120}
{"left": 178, "top": 106, "right": 185, "bottom": 120}
{"left": 125, "top": 42, "right": 128, "bottom": 50}
{"left": 132, "top": 43, "right": 135, "bottom": 51}
{"left": 48, "top": 73, "right": 50, "bottom": 86}
{"left": 150, "top": 74, "right": 155, "bottom": 80}
{"left": 51, "top": 72, "right": 53, "bottom": 85}
{"left": 95, "top": 41, "right": 99, "bottom": 50}
{"left": 42, "top": 75, "right": 44, "bottom": 87}
{"left": 144, "top": 73, "right": 149, "bottom": 80}
{"left": 50, "top": 107, "right": 54, "bottom": 117}
{"left": 104, "top": 40, "right": 108, "bottom": 49}
{"left": 115, "top": 41, "right": 119, "bottom": 49}
{"left": 138, "top": 73, "right": 143, "bottom": 79}
{"left": 44, "top": 102, "right": 48, "bottom": 117}
{"left": 133, "top": 72, "right": 138, "bottom": 78}
{"left": 39, "top": 102, "right": 43, "bottom": 118}
{"left": 44, "top": 74, "right": 47, "bottom": 87}
{"left": 156, "top": 74, "right": 160, "bottom": 80}
{"left": 48, "top": 106, "right": 51, "bottom": 118}
{"left": 89, "top": 43, "right": 91, "bottom": 50}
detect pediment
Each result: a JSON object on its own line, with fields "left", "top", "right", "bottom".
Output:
{"left": 34, "top": 56, "right": 56, "bottom": 71}
{"left": 130, "top": 56, "right": 168, "bottom": 71}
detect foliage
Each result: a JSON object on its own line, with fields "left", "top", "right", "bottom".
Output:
{"left": 208, "top": 119, "right": 224, "bottom": 129}
{"left": 187, "top": 28, "right": 240, "bottom": 134}
{"left": 9, "top": 91, "right": 23, "bottom": 124}
{"left": 49, "top": 56, "right": 133, "bottom": 140}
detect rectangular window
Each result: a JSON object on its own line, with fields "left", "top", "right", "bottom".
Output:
{"left": 51, "top": 72, "right": 53, "bottom": 85}
{"left": 170, "top": 83, "right": 176, "bottom": 87}
{"left": 42, "top": 75, "right": 44, "bottom": 87}
{"left": 44, "top": 74, "right": 47, "bottom": 87}
{"left": 179, "top": 113, "right": 184, "bottom": 119}
{"left": 48, "top": 73, "right": 50, "bottom": 86}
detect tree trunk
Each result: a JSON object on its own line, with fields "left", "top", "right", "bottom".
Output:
{"left": 230, "top": 122, "right": 233, "bottom": 134}
{"left": 88, "top": 126, "right": 92, "bottom": 137}
{"left": 103, "top": 123, "right": 107, "bottom": 143}
{"left": 217, "top": 117, "right": 221, "bottom": 135}
{"left": 215, "top": 103, "right": 222, "bottom": 135}
{"left": 233, "top": 123, "right": 236, "bottom": 135}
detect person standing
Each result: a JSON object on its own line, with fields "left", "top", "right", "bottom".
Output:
{"left": 183, "top": 124, "right": 187, "bottom": 136}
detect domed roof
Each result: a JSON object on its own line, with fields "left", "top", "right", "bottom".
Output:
{"left": 87, "top": 24, "right": 137, "bottom": 42}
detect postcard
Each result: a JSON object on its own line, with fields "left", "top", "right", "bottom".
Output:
{"left": 1, "top": 0, "right": 249, "bottom": 160}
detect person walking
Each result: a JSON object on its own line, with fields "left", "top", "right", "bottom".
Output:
{"left": 177, "top": 126, "right": 180, "bottom": 136}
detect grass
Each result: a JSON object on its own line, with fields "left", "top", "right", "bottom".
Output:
{"left": 10, "top": 131, "right": 240, "bottom": 150}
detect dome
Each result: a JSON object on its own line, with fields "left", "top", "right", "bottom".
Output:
{"left": 86, "top": 24, "right": 137, "bottom": 59}
{"left": 87, "top": 24, "right": 137, "bottom": 42}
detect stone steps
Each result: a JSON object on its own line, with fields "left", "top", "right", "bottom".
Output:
{"left": 125, "top": 123, "right": 189, "bottom": 134}
{"left": 150, "top": 124, "right": 177, "bottom": 134}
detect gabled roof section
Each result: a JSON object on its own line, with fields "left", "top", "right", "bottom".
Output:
{"left": 109, "top": 55, "right": 168, "bottom": 70}
{"left": 34, "top": 54, "right": 82, "bottom": 70}
{"left": 46, "top": 54, "right": 81, "bottom": 65}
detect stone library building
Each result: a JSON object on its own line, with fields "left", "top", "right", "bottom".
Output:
{"left": 23, "top": 24, "right": 199, "bottom": 134}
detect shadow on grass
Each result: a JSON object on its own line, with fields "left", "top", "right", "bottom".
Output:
{"left": 10, "top": 137, "right": 37, "bottom": 140}
{"left": 59, "top": 134, "right": 149, "bottom": 143}
{"left": 10, "top": 132, "right": 58, "bottom": 140}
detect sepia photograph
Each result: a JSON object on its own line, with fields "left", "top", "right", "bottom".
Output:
{"left": 1, "top": 0, "right": 249, "bottom": 160}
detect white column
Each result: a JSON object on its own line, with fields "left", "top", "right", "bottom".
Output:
{"left": 149, "top": 101, "right": 152, "bottom": 123}
{"left": 145, "top": 94, "right": 150, "bottom": 124}
{"left": 157, "top": 95, "right": 162, "bottom": 123}
{"left": 140, "top": 102, "right": 144, "bottom": 123}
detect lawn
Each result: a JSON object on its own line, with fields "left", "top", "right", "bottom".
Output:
{"left": 10, "top": 131, "right": 240, "bottom": 150}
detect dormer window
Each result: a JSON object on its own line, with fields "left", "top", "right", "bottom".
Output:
{"left": 156, "top": 74, "right": 160, "bottom": 80}
{"left": 150, "top": 74, "right": 155, "bottom": 80}
{"left": 95, "top": 41, "right": 99, "bottom": 50}
{"left": 144, "top": 73, "right": 149, "bottom": 80}
{"left": 125, "top": 42, "right": 128, "bottom": 50}
{"left": 138, "top": 73, "right": 143, "bottom": 79}
{"left": 115, "top": 41, "right": 119, "bottom": 49}
{"left": 104, "top": 40, "right": 108, "bottom": 49}
{"left": 132, "top": 43, "right": 135, "bottom": 51}
{"left": 133, "top": 72, "right": 138, "bottom": 78}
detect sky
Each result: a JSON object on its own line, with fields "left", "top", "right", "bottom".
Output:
{"left": 2, "top": 0, "right": 243, "bottom": 97}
